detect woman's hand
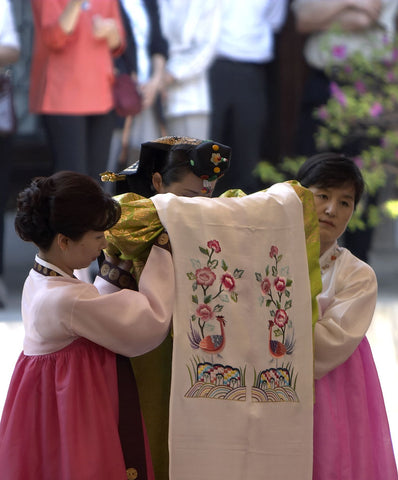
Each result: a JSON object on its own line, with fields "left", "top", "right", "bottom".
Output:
{"left": 92, "top": 15, "right": 121, "bottom": 50}
{"left": 104, "top": 252, "right": 132, "bottom": 273}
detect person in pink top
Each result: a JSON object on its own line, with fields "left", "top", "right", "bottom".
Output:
{"left": 29, "top": 0, "right": 125, "bottom": 178}
{"left": 0, "top": 171, "right": 175, "bottom": 479}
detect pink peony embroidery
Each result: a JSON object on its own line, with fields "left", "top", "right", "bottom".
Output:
{"left": 274, "top": 276, "right": 286, "bottom": 292}
{"left": 207, "top": 239, "right": 221, "bottom": 253}
{"left": 196, "top": 304, "right": 213, "bottom": 321}
{"left": 196, "top": 267, "right": 216, "bottom": 287}
{"left": 256, "top": 245, "right": 294, "bottom": 353}
{"left": 261, "top": 277, "right": 271, "bottom": 295}
{"left": 187, "top": 239, "right": 244, "bottom": 353}
{"left": 274, "top": 309, "right": 289, "bottom": 328}
{"left": 269, "top": 245, "right": 278, "bottom": 258}
{"left": 221, "top": 273, "right": 235, "bottom": 291}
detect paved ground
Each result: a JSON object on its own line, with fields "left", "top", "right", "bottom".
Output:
{"left": 0, "top": 210, "right": 397, "bottom": 467}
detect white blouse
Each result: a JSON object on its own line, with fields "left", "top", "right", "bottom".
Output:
{"left": 314, "top": 242, "right": 377, "bottom": 379}
{"left": 159, "top": 0, "right": 221, "bottom": 116}
{"left": 22, "top": 245, "right": 175, "bottom": 357}
{"left": 0, "top": 0, "right": 20, "bottom": 49}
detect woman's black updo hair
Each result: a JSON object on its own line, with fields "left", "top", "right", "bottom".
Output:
{"left": 115, "top": 147, "right": 192, "bottom": 197}
{"left": 155, "top": 147, "right": 193, "bottom": 187}
{"left": 15, "top": 171, "right": 121, "bottom": 251}
{"left": 296, "top": 152, "right": 365, "bottom": 207}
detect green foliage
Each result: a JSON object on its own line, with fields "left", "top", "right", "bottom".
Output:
{"left": 255, "top": 156, "right": 306, "bottom": 185}
{"left": 256, "top": 31, "right": 398, "bottom": 228}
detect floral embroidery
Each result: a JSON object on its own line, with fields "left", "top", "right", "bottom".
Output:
{"left": 195, "top": 267, "right": 216, "bottom": 288}
{"left": 255, "top": 245, "right": 295, "bottom": 353}
{"left": 185, "top": 240, "right": 245, "bottom": 401}
{"left": 253, "top": 245, "right": 298, "bottom": 403}
{"left": 207, "top": 239, "right": 221, "bottom": 253}
{"left": 184, "top": 242, "right": 300, "bottom": 403}
{"left": 186, "top": 239, "right": 244, "bottom": 354}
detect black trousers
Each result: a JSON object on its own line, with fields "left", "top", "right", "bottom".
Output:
{"left": 209, "top": 58, "right": 267, "bottom": 194}
{"left": 42, "top": 111, "right": 115, "bottom": 180}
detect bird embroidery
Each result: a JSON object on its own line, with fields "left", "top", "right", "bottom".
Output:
{"left": 199, "top": 315, "right": 226, "bottom": 353}
{"left": 189, "top": 315, "right": 226, "bottom": 355}
{"left": 268, "top": 320, "right": 287, "bottom": 359}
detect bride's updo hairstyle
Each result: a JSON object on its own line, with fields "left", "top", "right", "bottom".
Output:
{"left": 15, "top": 171, "right": 121, "bottom": 251}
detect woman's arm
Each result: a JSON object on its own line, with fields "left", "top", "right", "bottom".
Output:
{"left": 162, "top": 0, "right": 221, "bottom": 83}
{"left": 74, "top": 244, "right": 175, "bottom": 357}
{"left": 140, "top": 53, "right": 166, "bottom": 110}
{"left": 92, "top": 15, "right": 122, "bottom": 51}
{"left": 31, "top": 0, "right": 124, "bottom": 52}
{"left": 58, "top": 0, "right": 83, "bottom": 34}
{"left": 293, "top": 0, "right": 382, "bottom": 33}
{"left": 30, "top": 0, "right": 82, "bottom": 50}
{"left": 0, "top": 0, "right": 20, "bottom": 65}
{"left": 0, "top": 45, "right": 19, "bottom": 66}
{"left": 314, "top": 259, "right": 377, "bottom": 379}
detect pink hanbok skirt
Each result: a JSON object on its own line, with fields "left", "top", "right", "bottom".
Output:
{"left": 0, "top": 338, "right": 149, "bottom": 479}
{"left": 314, "top": 337, "right": 398, "bottom": 479}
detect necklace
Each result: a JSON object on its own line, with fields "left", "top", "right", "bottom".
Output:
{"left": 320, "top": 245, "right": 342, "bottom": 273}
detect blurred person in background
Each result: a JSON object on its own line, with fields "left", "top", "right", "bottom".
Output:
{"left": 107, "top": 0, "right": 168, "bottom": 177}
{"left": 29, "top": 0, "right": 125, "bottom": 179}
{"left": 292, "top": 0, "right": 397, "bottom": 156}
{"left": 0, "top": 0, "right": 20, "bottom": 307}
{"left": 208, "top": 0, "right": 288, "bottom": 195}
{"left": 159, "top": 0, "right": 221, "bottom": 139}
{"left": 292, "top": 0, "right": 398, "bottom": 262}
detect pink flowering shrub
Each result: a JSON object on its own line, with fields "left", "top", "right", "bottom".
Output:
{"left": 255, "top": 34, "right": 398, "bottom": 227}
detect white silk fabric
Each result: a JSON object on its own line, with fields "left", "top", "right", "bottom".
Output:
{"left": 152, "top": 183, "right": 314, "bottom": 480}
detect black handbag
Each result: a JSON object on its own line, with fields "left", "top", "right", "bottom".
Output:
{"left": 0, "top": 70, "right": 16, "bottom": 135}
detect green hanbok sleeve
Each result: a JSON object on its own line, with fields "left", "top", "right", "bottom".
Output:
{"left": 105, "top": 192, "right": 164, "bottom": 280}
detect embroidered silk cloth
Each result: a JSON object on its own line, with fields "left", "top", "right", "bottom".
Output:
{"left": 152, "top": 182, "right": 320, "bottom": 480}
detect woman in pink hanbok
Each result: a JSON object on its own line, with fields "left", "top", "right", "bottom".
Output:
{"left": 0, "top": 171, "right": 175, "bottom": 480}
{"left": 297, "top": 153, "right": 397, "bottom": 479}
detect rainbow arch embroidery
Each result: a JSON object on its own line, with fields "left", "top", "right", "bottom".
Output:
{"left": 185, "top": 360, "right": 247, "bottom": 401}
